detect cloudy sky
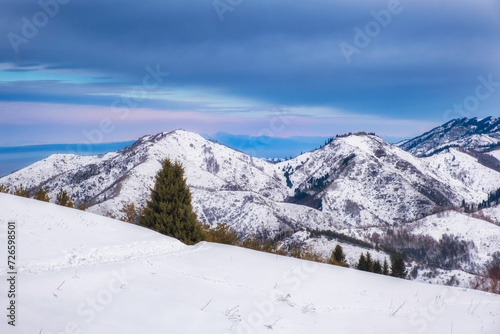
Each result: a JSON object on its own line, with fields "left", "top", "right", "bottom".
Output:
{"left": 1, "top": 0, "right": 500, "bottom": 146}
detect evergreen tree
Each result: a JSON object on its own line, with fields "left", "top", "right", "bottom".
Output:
{"left": 373, "top": 260, "right": 382, "bottom": 274}
{"left": 56, "top": 189, "right": 74, "bottom": 208}
{"left": 0, "top": 184, "right": 9, "bottom": 194}
{"left": 357, "top": 253, "right": 369, "bottom": 271}
{"left": 391, "top": 257, "right": 407, "bottom": 278}
{"left": 34, "top": 187, "right": 50, "bottom": 202}
{"left": 329, "top": 244, "right": 348, "bottom": 267}
{"left": 382, "top": 258, "right": 389, "bottom": 275}
{"left": 139, "top": 159, "right": 203, "bottom": 245}
{"left": 365, "top": 252, "right": 374, "bottom": 272}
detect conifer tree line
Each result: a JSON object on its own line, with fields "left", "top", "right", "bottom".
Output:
{"left": 461, "top": 186, "right": 500, "bottom": 212}
{"left": 356, "top": 251, "right": 405, "bottom": 278}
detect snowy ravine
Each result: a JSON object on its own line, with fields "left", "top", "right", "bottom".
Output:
{"left": 0, "top": 193, "right": 499, "bottom": 334}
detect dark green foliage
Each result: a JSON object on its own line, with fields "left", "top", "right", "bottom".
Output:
{"left": 35, "top": 187, "right": 50, "bottom": 202}
{"left": 310, "top": 229, "right": 373, "bottom": 249}
{"left": 56, "top": 189, "right": 74, "bottom": 208}
{"left": 382, "top": 259, "right": 389, "bottom": 275}
{"left": 306, "top": 173, "right": 329, "bottom": 191}
{"left": 373, "top": 260, "right": 382, "bottom": 274}
{"left": 391, "top": 257, "right": 407, "bottom": 278}
{"left": 284, "top": 172, "right": 293, "bottom": 188}
{"left": 282, "top": 165, "right": 293, "bottom": 188}
{"left": 316, "top": 137, "right": 335, "bottom": 150}
{"left": 139, "top": 159, "right": 203, "bottom": 245}
{"left": 328, "top": 244, "right": 348, "bottom": 267}
{"left": 381, "top": 229, "right": 473, "bottom": 270}
{"left": 357, "top": 252, "right": 389, "bottom": 275}
{"left": 342, "top": 153, "right": 356, "bottom": 166}
{"left": 464, "top": 186, "right": 500, "bottom": 212}
{"left": 293, "top": 188, "right": 308, "bottom": 200}
{"left": 365, "top": 252, "right": 373, "bottom": 271}
{"left": 357, "top": 252, "right": 374, "bottom": 272}
{"left": 357, "top": 253, "right": 369, "bottom": 271}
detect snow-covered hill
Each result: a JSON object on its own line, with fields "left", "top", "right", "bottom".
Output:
{"left": 422, "top": 147, "right": 500, "bottom": 197}
{"left": 277, "top": 134, "right": 493, "bottom": 226}
{"left": 2, "top": 128, "right": 500, "bottom": 289}
{"left": 1, "top": 193, "right": 499, "bottom": 333}
{"left": 2, "top": 129, "right": 496, "bottom": 234}
{"left": 398, "top": 117, "right": 500, "bottom": 157}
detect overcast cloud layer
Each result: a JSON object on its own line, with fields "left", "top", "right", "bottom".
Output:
{"left": 1, "top": 0, "right": 499, "bottom": 145}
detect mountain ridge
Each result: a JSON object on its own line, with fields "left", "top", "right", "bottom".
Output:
{"left": 398, "top": 116, "right": 500, "bottom": 157}
{"left": 1, "top": 127, "right": 498, "bottom": 233}
{"left": 2, "top": 124, "right": 500, "bottom": 288}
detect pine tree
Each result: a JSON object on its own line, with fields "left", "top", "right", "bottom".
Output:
{"left": 373, "top": 260, "right": 382, "bottom": 274}
{"left": 329, "top": 244, "right": 348, "bottom": 267}
{"left": 391, "top": 257, "right": 407, "bottom": 278}
{"left": 382, "top": 258, "right": 389, "bottom": 275}
{"left": 357, "top": 253, "right": 368, "bottom": 271}
{"left": 139, "top": 159, "right": 203, "bottom": 245}
{"left": 365, "top": 252, "right": 374, "bottom": 272}
{"left": 34, "top": 187, "right": 50, "bottom": 202}
{"left": 56, "top": 189, "right": 74, "bottom": 208}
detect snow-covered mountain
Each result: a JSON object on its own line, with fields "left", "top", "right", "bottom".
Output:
{"left": 2, "top": 128, "right": 500, "bottom": 289}
{"left": 1, "top": 193, "right": 499, "bottom": 334}
{"left": 1, "top": 129, "right": 496, "bottom": 233}
{"left": 398, "top": 117, "right": 500, "bottom": 157}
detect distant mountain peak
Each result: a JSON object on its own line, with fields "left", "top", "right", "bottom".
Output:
{"left": 398, "top": 116, "right": 500, "bottom": 157}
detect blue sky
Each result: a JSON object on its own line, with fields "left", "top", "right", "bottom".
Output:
{"left": 1, "top": 0, "right": 500, "bottom": 146}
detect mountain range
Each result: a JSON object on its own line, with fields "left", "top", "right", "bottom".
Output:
{"left": 2, "top": 117, "right": 500, "bottom": 288}
{"left": 398, "top": 116, "right": 500, "bottom": 157}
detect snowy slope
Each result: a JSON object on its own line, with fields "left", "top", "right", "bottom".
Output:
{"left": 398, "top": 117, "right": 500, "bottom": 157}
{"left": 422, "top": 148, "right": 500, "bottom": 200}
{"left": 1, "top": 193, "right": 499, "bottom": 334}
{"left": 408, "top": 210, "right": 500, "bottom": 266}
{"left": 487, "top": 148, "right": 500, "bottom": 161}
{"left": 275, "top": 134, "right": 484, "bottom": 226}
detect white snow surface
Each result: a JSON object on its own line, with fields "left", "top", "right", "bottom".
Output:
{"left": 487, "top": 148, "right": 500, "bottom": 161}
{"left": 1, "top": 193, "right": 499, "bottom": 334}
{"left": 408, "top": 210, "right": 500, "bottom": 265}
{"left": 422, "top": 148, "right": 500, "bottom": 200}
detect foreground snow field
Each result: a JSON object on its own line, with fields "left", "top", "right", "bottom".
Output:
{"left": 0, "top": 193, "right": 499, "bottom": 333}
